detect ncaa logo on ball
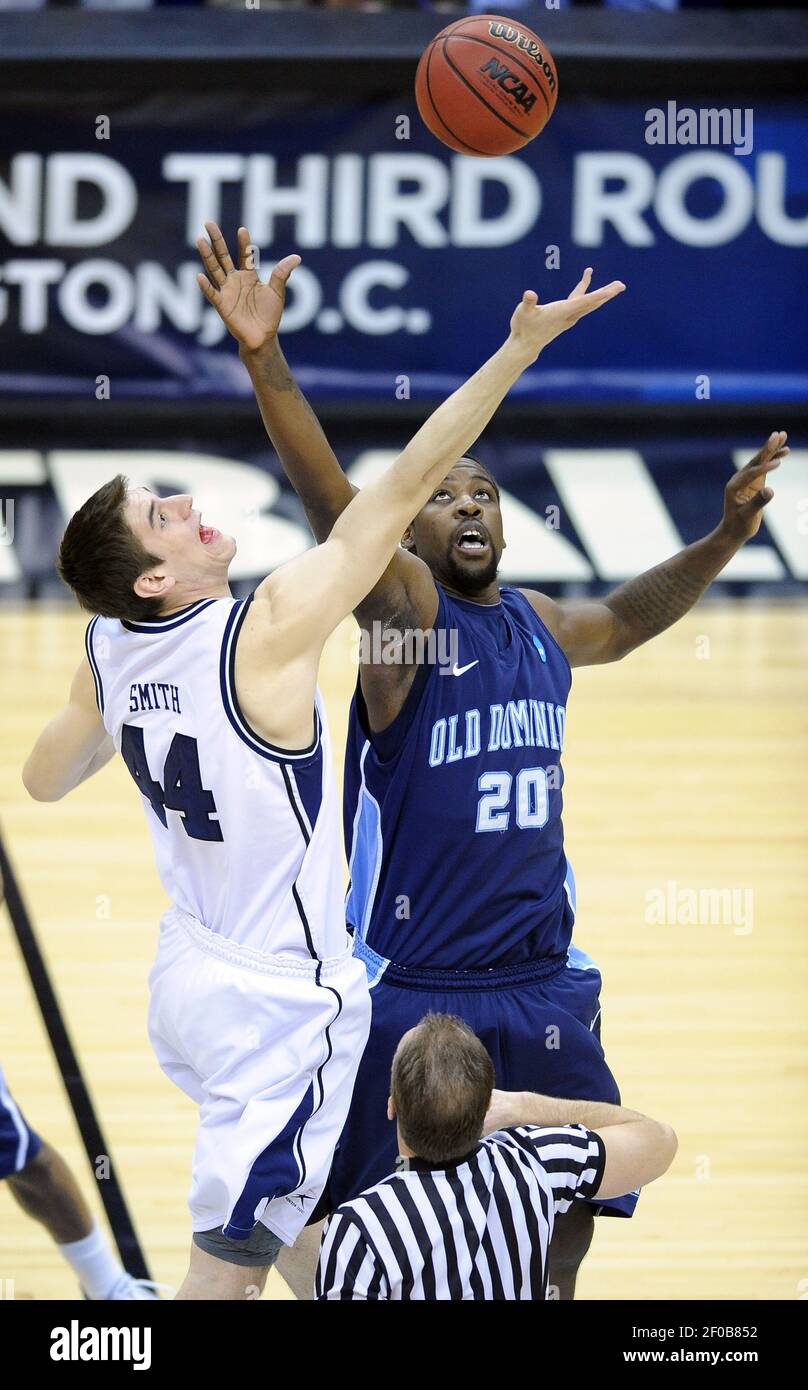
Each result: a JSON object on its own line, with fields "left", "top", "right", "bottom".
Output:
{"left": 479, "top": 58, "right": 538, "bottom": 115}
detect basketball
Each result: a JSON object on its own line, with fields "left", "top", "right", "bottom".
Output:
{"left": 415, "top": 14, "right": 558, "bottom": 157}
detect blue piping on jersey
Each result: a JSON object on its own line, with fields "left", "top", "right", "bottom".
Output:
{"left": 84, "top": 616, "right": 105, "bottom": 714}
{"left": 223, "top": 971, "right": 344, "bottom": 1238}
{"left": 121, "top": 598, "right": 218, "bottom": 634}
{"left": 224, "top": 1081, "right": 316, "bottom": 1239}
{"left": 566, "top": 943, "right": 600, "bottom": 974}
{"left": 563, "top": 857, "right": 577, "bottom": 917}
{"left": 219, "top": 596, "right": 322, "bottom": 764}
{"left": 345, "top": 742, "right": 385, "bottom": 944}
{"left": 563, "top": 863, "right": 600, "bottom": 976}
{"left": 352, "top": 933, "right": 390, "bottom": 989}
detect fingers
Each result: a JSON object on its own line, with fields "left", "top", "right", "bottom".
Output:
{"left": 732, "top": 431, "right": 789, "bottom": 499}
{"left": 204, "top": 220, "right": 235, "bottom": 277}
{"left": 743, "top": 430, "right": 789, "bottom": 472}
{"left": 573, "top": 280, "right": 626, "bottom": 318}
{"left": 195, "top": 233, "right": 226, "bottom": 288}
{"left": 521, "top": 290, "right": 539, "bottom": 307}
{"left": 568, "top": 267, "right": 593, "bottom": 299}
{"left": 269, "top": 253, "right": 302, "bottom": 295}
{"left": 237, "top": 225, "right": 253, "bottom": 272}
{"left": 196, "top": 270, "right": 220, "bottom": 305}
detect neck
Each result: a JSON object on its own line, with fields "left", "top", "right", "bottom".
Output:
{"left": 158, "top": 580, "right": 232, "bottom": 616}
{"left": 397, "top": 1127, "right": 417, "bottom": 1160}
{"left": 438, "top": 578, "right": 501, "bottom": 606}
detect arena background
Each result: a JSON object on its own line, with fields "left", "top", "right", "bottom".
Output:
{"left": 0, "top": 5, "right": 806, "bottom": 1305}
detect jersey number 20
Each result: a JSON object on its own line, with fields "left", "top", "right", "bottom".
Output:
{"left": 476, "top": 767, "right": 549, "bottom": 832}
{"left": 120, "top": 725, "right": 223, "bottom": 842}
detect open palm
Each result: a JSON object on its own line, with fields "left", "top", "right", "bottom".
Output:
{"left": 509, "top": 266, "right": 625, "bottom": 361}
{"left": 196, "top": 221, "right": 300, "bottom": 352}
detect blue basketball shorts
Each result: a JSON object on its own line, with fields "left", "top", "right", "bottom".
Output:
{"left": 324, "top": 944, "right": 638, "bottom": 1219}
{"left": 0, "top": 1066, "right": 42, "bottom": 1180}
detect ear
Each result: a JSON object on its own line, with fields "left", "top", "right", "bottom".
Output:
{"left": 134, "top": 570, "right": 176, "bottom": 603}
{"left": 400, "top": 526, "right": 416, "bottom": 554}
{"left": 387, "top": 1095, "right": 396, "bottom": 1122}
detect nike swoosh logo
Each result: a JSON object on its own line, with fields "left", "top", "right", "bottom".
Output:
{"left": 450, "top": 660, "right": 479, "bottom": 677}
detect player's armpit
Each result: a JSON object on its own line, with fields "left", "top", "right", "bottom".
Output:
{"left": 23, "top": 657, "right": 112, "bottom": 802}
{"left": 354, "top": 547, "right": 439, "bottom": 647}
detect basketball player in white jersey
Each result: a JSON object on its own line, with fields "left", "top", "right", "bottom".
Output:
{"left": 22, "top": 225, "right": 624, "bottom": 1299}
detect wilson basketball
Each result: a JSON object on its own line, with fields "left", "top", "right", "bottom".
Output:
{"left": 415, "top": 14, "right": 558, "bottom": 157}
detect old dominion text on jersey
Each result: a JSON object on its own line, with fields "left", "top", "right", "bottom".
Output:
{"left": 344, "top": 586, "right": 577, "bottom": 979}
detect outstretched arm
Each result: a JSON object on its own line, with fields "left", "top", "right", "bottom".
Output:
{"left": 242, "top": 337, "right": 355, "bottom": 543}
{"left": 196, "top": 224, "right": 625, "bottom": 660}
{"left": 23, "top": 658, "right": 114, "bottom": 802}
{"left": 525, "top": 432, "right": 789, "bottom": 667}
{"left": 197, "top": 224, "right": 354, "bottom": 543}
{"left": 198, "top": 222, "right": 437, "bottom": 631}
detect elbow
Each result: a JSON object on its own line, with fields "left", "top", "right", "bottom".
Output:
{"left": 22, "top": 761, "right": 61, "bottom": 803}
{"left": 658, "top": 1121, "right": 679, "bottom": 1172}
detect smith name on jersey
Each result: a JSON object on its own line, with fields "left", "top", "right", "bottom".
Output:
{"left": 345, "top": 586, "right": 575, "bottom": 979}
{"left": 85, "top": 595, "right": 349, "bottom": 964}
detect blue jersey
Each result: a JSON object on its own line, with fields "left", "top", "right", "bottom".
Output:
{"left": 344, "top": 585, "right": 575, "bottom": 978}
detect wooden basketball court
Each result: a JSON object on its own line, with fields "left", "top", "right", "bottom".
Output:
{"left": 1, "top": 601, "right": 806, "bottom": 1301}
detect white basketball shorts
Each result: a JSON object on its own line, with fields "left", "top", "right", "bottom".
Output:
{"left": 147, "top": 906, "right": 371, "bottom": 1247}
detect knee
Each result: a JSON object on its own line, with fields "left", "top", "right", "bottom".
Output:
{"left": 8, "top": 1139, "right": 56, "bottom": 1193}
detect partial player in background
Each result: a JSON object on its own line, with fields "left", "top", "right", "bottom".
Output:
{"left": 1, "top": 1070, "right": 164, "bottom": 1300}
{"left": 0, "top": 868, "right": 163, "bottom": 1300}
{"left": 21, "top": 239, "right": 611, "bottom": 1299}
{"left": 198, "top": 224, "right": 788, "bottom": 1300}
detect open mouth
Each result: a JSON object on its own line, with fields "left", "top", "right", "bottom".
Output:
{"left": 455, "top": 525, "right": 489, "bottom": 553}
{"left": 199, "top": 524, "right": 219, "bottom": 545}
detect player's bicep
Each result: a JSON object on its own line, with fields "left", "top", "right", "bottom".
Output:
{"left": 254, "top": 537, "right": 359, "bottom": 659}
{"left": 23, "top": 657, "right": 109, "bottom": 801}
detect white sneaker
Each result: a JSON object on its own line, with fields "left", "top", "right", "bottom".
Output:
{"left": 104, "top": 1273, "right": 176, "bottom": 1300}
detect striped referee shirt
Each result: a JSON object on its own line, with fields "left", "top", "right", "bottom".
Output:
{"left": 315, "top": 1124, "right": 606, "bottom": 1301}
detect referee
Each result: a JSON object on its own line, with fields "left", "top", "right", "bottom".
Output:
{"left": 316, "top": 1013, "right": 677, "bottom": 1301}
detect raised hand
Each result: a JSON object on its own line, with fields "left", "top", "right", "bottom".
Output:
{"left": 509, "top": 267, "right": 625, "bottom": 363}
{"left": 722, "top": 431, "right": 788, "bottom": 540}
{"left": 196, "top": 221, "right": 300, "bottom": 353}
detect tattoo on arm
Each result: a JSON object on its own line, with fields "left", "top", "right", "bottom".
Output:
{"left": 259, "top": 351, "right": 314, "bottom": 414}
{"left": 606, "top": 560, "right": 710, "bottom": 641}
{"left": 252, "top": 346, "right": 354, "bottom": 532}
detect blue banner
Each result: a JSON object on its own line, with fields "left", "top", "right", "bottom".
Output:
{"left": 0, "top": 94, "right": 806, "bottom": 403}
{"left": 1, "top": 433, "right": 805, "bottom": 597}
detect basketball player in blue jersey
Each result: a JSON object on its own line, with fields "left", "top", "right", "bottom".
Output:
{"left": 23, "top": 225, "right": 624, "bottom": 1300}
{"left": 200, "top": 225, "right": 790, "bottom": 1299}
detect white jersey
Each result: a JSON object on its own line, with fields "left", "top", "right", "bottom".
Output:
{"left": 86, "top": 594, "right": 349, "bottom": 963}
